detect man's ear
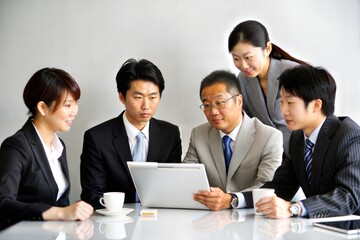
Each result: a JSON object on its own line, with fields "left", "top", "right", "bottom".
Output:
{"left": 119, "top": 92, "right": 126, "bottom": 104}
{"left": 236, "top": 94, "right": 243, "bottom": 109}
{"left": 313, "top": 99, "right": 323, "bottom": 113}
{"left": 237, "top": 94, "right": 243, "bottom": 105}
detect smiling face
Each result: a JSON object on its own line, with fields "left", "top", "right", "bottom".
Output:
{"left": 120, "top": 79, "right": 160, "bottom": 130}
{"left": 41, "top": 92, "right": 79, "bottom": 133}
{"left": 201, "top": 83, "right": 242, "bottom": 134}
{"left": 231, "top": 41, "right": 271, "bottom": 79}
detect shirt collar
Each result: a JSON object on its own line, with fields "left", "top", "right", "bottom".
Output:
{"left": 32, "top": 122, "right": 63, "bottom": 159}
{"left": 219, "top": 119, "right": 242, "bottom": 141}
{"left": 123, "top": 112, "right": 150, "bottom": 144}
{"left": 304, "top": 118, "right": 326, "bottom": 145}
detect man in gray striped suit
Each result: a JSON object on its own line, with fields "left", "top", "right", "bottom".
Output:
{"left": 246, "top": 65, "right": 360, "bottom": 218}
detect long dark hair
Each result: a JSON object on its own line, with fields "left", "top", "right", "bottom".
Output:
{"left": 228, "top": 20, "right": 307, "bottom": 65}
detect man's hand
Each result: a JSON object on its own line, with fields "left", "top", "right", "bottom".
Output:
{"left": 193, "top": 187, "right": 232, "bottom": 211}
{"left": 255, "top": 195, "right": 292, "bottom": 218}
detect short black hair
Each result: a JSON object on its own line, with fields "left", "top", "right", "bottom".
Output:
{"left": 116, "top": 58, "right": 165, "bottom": 97}
{"left": 200, "top": 70, "right": 241, "bottom": 98}
{"left": 278, "top": 65, "right": 336, "bottom": 116}
{"left": 23, "top": 68, "right": 80, "bottom": 117}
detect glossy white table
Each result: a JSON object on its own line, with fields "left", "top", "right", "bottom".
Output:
{"left": 1, "top": 203, "right": 359, "bottom": 239}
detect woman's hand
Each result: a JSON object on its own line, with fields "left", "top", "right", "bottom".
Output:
{"left": 43, "top": 200, "right": 94, "bottom": 221}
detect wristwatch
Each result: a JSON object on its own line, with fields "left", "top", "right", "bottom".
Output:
{"left": 230, "top": 193, "right": 238, "bottom": 209}
{"left": 289, "top": 202, "right": 301, "bottom": 217}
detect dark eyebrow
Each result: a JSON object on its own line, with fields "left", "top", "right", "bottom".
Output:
{"left": 133, "top": 91, "right": 159, "bottom": 96}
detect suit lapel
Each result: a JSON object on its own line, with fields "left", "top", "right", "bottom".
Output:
{"left": 266, "top": 60, "right": 281, "bottom": 116}
{"left": 227, "top": 113, "right": 255, "bottom": 181}
{"left": 245, "top": 78, "right": 268, "bottom": 118}
{"left": 23, "top": 119, "right": 58, "bottom": 201}
{"left": 291, "top": 132, "right": 311, "bottom": 194}
{"left": 147, "top": 119, "right": 161, "bottom": 162}
{"left": 58, "top": 140, "right": 69, "bottom": 183}
{"left": 113, "top": 113, "right": 133, "bottom": 178}
{"left": 310, "top": 116, "right": 338, "bottom": 194}
{"left": 209, "top": 128, "right": 227, "bottom": 188}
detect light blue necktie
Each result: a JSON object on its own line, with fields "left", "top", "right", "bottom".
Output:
{"left": 132, "top": 132, "right": 145, "bottom": 162}
{"left": 304, "top": 138, "right": 315, "bottom": 184}
{"left": 132, "top": 132, "right": 145, "bottom": 202}
{"left": 223, "top": 135, "right": 232, "bottom": 174}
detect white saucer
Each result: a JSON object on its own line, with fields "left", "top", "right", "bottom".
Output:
{"left": 96, "top": 215, "right": 134, "bottom": 224}
{"left": 96, "top": 208, "right": 134, "bottom": 216}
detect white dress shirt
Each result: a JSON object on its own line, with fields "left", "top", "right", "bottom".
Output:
{"left": 123, "top": 112, "right": 149, "bottom": 161}
{"left": 33, "top": 123, "right": 68, "bottom": 201}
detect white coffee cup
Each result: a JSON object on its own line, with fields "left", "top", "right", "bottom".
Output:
{"left": 252, "top": 188, "right": 275, "bottom": 215}
{"left": 99, "top": 192, "right": 125, "bottom": 212}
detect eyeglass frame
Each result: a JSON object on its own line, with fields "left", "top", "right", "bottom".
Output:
{"left": 199, "top": 94, "right": 240, "bottom": 112}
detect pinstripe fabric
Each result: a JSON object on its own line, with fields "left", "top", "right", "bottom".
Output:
{"left": 261, "top": 115, "right": 360, "bottom": 218}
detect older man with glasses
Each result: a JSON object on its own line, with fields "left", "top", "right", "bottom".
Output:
{"left": 183, "top": 70, "right": 283, "bottom": 211}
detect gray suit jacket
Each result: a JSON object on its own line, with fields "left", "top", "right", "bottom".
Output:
{"left": 238, "top": 58, "right": 298, "bottom": 155}
{"left": 183, "top": 112, "right": 283, "bottom": 195}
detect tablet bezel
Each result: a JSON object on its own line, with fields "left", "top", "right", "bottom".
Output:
{"left": 127, "top": 162, "right": 211, "bottom": 210}
{"left": 313, "top": 220, "right": 360, "bottom": 235}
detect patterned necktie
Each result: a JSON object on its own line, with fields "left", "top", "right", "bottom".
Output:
{"left": 132, "top": 132, "right": 145, "bottom": 203}
{"left": 304, "top": 138, "right": 315, "bottom": 184}
{"left": 132, "top": 132, "right": 145, "bottom": 162}
{"left": 222, "top": 135, "right": 232, "bottom": 174}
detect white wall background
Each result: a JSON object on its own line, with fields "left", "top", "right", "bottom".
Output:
{"left": 1, "top": 0, "right": 359, "bottom": 203}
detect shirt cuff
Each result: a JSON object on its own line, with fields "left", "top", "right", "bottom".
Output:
{"left": 299, "top": 201, "right": 309, "bottom": 217}
{"left": 234, "top": 192, "right": 247, "bottom": 208}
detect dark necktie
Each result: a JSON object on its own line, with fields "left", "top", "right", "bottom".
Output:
{"left": 222, "top": 135, "right": 232, "bottom": 174}
{"left": 304, "top": 138, "right": 314, "bottom": 184}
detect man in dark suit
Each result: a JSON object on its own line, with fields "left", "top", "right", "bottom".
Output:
{"left": 242, "top": 65, "right": 360, "bottom": 218}
{"left": 80, "top": 58, "right": 182, "bottom": 209}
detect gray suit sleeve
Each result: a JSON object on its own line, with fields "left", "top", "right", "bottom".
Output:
{"left": 183, "top": 128, "right": 200, "bottom": 163}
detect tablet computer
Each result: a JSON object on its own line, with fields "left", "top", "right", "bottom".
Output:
{"left": 127, "top": 162, "right": 210, "bottom": 210}
{"left": 313, "top": 220, "right": 360, "bottom": 235}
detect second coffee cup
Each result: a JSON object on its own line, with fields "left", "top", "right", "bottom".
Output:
{"left": 252, "top": 188, "right": 275, "bottom": 215}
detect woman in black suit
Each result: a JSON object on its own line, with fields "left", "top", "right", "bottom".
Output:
{"left": 0, "top": 68, "right": 93, "bottom": 230}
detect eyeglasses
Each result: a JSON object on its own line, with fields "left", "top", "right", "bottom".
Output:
{"left": 199, "top": 94, "right": 240, "bottom": 112}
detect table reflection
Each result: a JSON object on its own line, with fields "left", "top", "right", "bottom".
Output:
{"left": 41, "top": 219, "right": 94, "bottom": 240}
{"left": 192, "top": 209, "right": 246, "bottom": 234}
{"left": 1, "top": 204, "right": 358, "bottom": 239}
{"left": 96, "top": 215, "right": 134, "bottom": 239}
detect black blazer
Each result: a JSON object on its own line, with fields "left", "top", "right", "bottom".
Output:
{"left": 80, "top": 112, "right": 182, "bottom": 209}
{"left": 244, "top": 115, "right": 360, "bottom": 218}
{"left": 0, "top": 118, "right": 70, "bottom": 229}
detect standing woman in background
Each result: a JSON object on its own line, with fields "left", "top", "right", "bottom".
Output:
{"left": 0, "top": 68, "right": 93, "bottom": 230}
{"left": 228, "top": 20, "right": 308, "bottom": 156}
